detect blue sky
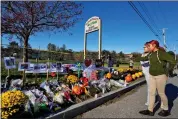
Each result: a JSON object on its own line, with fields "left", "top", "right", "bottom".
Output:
{"left": 2, "top": 1, "right": 178, "bottom": 53}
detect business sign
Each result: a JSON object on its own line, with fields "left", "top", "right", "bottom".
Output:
{"left": 4, "top": 57, "right": 16, "bottom": 69}
{"left": 84, "top": 16, "right": 102, "bottom": 60}
{"left": 85, "top": 16, "right": 100, "bottom": 34}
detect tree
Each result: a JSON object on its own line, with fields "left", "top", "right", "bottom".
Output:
{"left": 111, "top": 50, "right": 117, "bottom": 63}
{"left": 28, "top": 43, "right": 32, "bottom": 49}
{"left": 1, "top": 1, "right": 83, "bottom": 62}
{"left": 61, "top": 44, "right": 66, "bottom": 52}
{"left": 119, "top": 51, "right": 125, "bottom": 58}
{"left": 68, "top": 49, "right": 73, "bottom": 52}
{"left": 131, "top": 52, "right": 142, "bottom": 62}
{"left": 9, "top": 41, "right": 19, "bottom": 48}
{"left": 47, "top": 43, "right": 57, "bottom": 60}
{"left": 56, "top": 46, "right": 60, "bottom": 51}
{"left": 47, "top": 43, "right": 56, "bottom": 51}
{"left": 8, "top": 41, "right": 20, "bottom": 57}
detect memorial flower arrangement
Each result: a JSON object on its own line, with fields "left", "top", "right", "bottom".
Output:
{"left": 1, "top": 90, "right": 29, "bottom": 119}
{"left": 67, "top": 75, "right": 79, "bottom": 83}
{"left": 1, "top": 61, "right": 144, "bottom": 119}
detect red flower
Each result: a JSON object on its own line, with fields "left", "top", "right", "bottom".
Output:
{"left": 50, "top": 72, "right": 56, "bottom": 77}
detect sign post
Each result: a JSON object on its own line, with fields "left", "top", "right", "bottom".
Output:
{"left": 84, "top": 16, "right": 102, "bottom": 59}
{"left": 47, "top": 58, "right": 50, "bottom": 81}
{"left": 56, "top": 62, "right": 62, "bottom": 80}
{"left": 4, "top": 57, "right": 16, "bottom": 87}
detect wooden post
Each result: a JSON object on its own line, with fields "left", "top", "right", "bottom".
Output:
{"left": 4, "top": 69, "right": 10, "bottom": 88}
{"left": 47, "top": 58, "right": 49, "bottom": 81}
{"left": 35, "top": 58, "right": 38, "bottom": 84}
{"left": 22, "top": 57, "right": 26, "bottom": 85}
{"left": 57, "top": 69, "right": 59, "bottom": 80}
{"left": 36, "top": 46, "right": 40, "bottom": 83}
{"left": 8, "top": 69, "right": 10, "bottom": 77}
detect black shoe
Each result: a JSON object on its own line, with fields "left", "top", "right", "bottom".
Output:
{"left": 139, "top": 110, "right": 154, "bottom": 116}
{"left": 158, "top": 110, "right": 170, "bottom": 117}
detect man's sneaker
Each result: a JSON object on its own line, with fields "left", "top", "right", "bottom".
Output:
{"left": 158, "top": 110, "right": 170, "bottom": 117}
{"left": 139, "top": 110, "right": 154, "bottom": 116}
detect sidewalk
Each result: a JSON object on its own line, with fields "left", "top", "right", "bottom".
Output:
{"left": 79, "top": 77, "right": 178, "bottom": 118}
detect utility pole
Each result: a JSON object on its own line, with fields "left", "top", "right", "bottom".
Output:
{"left": 162, "top": 28, "right": 168, "bottom": 51}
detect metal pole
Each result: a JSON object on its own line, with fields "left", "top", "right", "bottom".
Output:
{"left": 57, "top": 69, "right": 58, "bottom": 80}
{"left": 162, "top": 28, "right": 168, "bottom": 50}
{"left": 84, "top": 31, "right": 87, "bottom": 60}
{"left": 56, "top": 62, "right": 59, "bottom": 80}
{"left": 98, "top": 19, "right": 102, "bottom": 59}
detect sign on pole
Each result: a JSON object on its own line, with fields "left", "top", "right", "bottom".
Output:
{"left": 4, "top": 57, "right": 16, "bottom": 69}
{"left": 84, "top": 16, "right": 102, "bottom": 59}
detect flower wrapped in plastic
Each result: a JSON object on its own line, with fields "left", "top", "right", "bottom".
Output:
{"left": 1, "top": 90, "right": 29, "bottom": 119}
{"left": 67, "top": 75, "right": 79, "bottom": 84}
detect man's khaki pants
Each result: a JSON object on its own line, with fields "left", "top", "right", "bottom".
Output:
{"left": 148, "top": 74, "right": 168, "bottom": 112}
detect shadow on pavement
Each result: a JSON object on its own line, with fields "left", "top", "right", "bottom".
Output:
{"left": 154, "top": 83, "right": 178, "bottom": 113}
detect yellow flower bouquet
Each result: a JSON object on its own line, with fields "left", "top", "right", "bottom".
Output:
{"left": 67, "top": 75, "right": 79, "bottom": 84}
{"left": 1, "top": 90, "right": 29, "bottom": 119}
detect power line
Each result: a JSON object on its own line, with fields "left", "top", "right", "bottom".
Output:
{"left": 128, "top": 1, "right": 162, "bottom": 42}
{"left": 138, "top": 2, "right": 162, "bottom": 36}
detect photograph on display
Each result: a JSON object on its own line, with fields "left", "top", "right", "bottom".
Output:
{"left": 25, "top": 63, "right": 35, "bottom": 73}
{"left": 56, "top": 62, "right": 62, "bottom": 70}
{"left": 4, "top": 57, "right": 16, "bottom": 69}
{"left": 32, "top": 64, "right": 41, "bottom": 73}
{"left": 51, "top": 63, "right": 56, "bottom": 68}
{"left": 34, "top": 64, "right": 40, "bottom": 70}
{"left": 50, "top": 63, "right": 57, "bottom": 72}
{"left": 40, "top": 63, "right": 47, "bottom": 72}
{"left": 18, "top": 62, "right": 30, "bottom": 71}
{"left": 21, "top": 64, "right": 29, "bottom": 69}
{"left": 26, "top": 63, "right": 34, "bottom": 71}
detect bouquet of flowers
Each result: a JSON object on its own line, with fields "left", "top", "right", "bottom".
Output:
{"left": 1, "top": 90, "right": 29, "bottom": 119}
{"left": 67, "top": 75, "right": 79, "bottom": 84}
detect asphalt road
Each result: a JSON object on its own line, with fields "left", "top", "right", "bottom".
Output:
{"left": 78, "top": 76, "right": 178, "bottom": 118}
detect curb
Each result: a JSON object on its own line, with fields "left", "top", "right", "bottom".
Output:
{"left": 47, "top": 78, "right": 146, "bottom": 119}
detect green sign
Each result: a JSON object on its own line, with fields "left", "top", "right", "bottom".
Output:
{"left": 87, "top": 20, "right": 97, "bottom": 27}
